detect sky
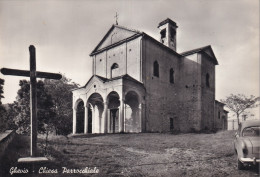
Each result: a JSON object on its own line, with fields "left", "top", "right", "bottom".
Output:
{"left": 0, "top": 0, "right": 259, "bottom": 116}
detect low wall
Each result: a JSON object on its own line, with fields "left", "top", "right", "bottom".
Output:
{"left": 0, "top": 130, "right": 16, "bottom": 158}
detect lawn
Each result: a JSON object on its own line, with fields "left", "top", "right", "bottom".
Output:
{"left": 0, "top": 131, "right": 259, "bottom": 177}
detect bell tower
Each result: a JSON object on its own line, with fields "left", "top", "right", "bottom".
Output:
{"left": 158, "top": 18, "right": 178, "bottom": 51}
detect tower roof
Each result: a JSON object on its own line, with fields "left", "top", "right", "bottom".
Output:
{"left": 158, "top": 18, "right": 178, "bottom": 28}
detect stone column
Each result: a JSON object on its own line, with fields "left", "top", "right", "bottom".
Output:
{"left": 103, "top": 101, "right": 108, "bottom": 133}
{"left": 138, "top": 104, "right": 142, "bottom": 132}
{"left": 73, "top": 108, "right": 77, "bottom": 134}
{"left": 119, "top": 99, "right": 125, "bottom": 133}
{"left": 92, "top": 105, "right": 96, "bottom": 133}
{"left": 141, "top": 103, "right": 146, "bottom": 132}
{"left": 107, "top": 109, "right": 110, "bottom": 133}
{"left": 84, "top": 104, "right": 88, "bottom": 134}
{"left": 132, "top": 107, "right": 138, "bottom": 127}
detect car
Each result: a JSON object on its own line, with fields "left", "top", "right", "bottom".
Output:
{"left": 234, "top": 120, "right": 260, "bottom": 170}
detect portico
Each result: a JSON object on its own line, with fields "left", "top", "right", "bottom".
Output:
{"left": 72, "top": 74, "right": 145, "bottom": 134}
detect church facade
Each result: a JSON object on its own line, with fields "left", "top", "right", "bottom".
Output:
{"left": 72, "top": 18, "right": 227, "bottom": 134}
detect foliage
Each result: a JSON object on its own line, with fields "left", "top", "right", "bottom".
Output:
{"left": 0, "top": 106, "right": 7, "bottom": 132}
{"left": 0, "top": 78, "right": 17, "bottom": 132}
{"left": 220, "top": 94, "right": 259, "bottom": 125}
{"left": 0, "top": 103, "right": 18, "bottom": 132}
{"left": 1, "top": 75, "right": 78, "bottom": 135}
{"left": 14, "top": 80, "right": 55, "bottom": 134}
{"left": 0, "top": 78, "right": 4, "bottom": 105}
{"left": 43, "top": 74, "right": 79, "bottom": 135}
{"left": 0, "top": 78, "right": 6, "bottom": 132}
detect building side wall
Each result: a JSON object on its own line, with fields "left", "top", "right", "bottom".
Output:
{"left": 214, "top": 102, "right": 228, "bottom": 130}
{"left": 201, "top": 53, "right": 216, "bottom": 130}
{"left": 178, "top": 54, "right": 202, "bottom": 132}
{"left": 142, "top": 37, "right": 181, "bottom": 132}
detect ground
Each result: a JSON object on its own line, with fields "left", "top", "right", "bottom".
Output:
{"left": 0, "top": 131, "right": 259, "bottom": 177}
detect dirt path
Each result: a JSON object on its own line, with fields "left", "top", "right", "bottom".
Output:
{"left": 48, "top": 131, "right": 259, "bottom": 176}
{"left": 1, "top": 131, "right": 259, "bottom": 176}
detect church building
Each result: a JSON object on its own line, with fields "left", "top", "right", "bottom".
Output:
{"left": 72, "top": 18, "right": 227, "bottom": 134}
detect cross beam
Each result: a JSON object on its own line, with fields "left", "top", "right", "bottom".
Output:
{"left": 0, "top": 45, "right": 62, "bottom": 157}
{"left": 0, "top": 68, "right": 62, "bottom": 80}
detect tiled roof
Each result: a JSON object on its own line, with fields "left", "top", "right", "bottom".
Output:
{"left": 181, "top": 45, "right": 218, "bottom": 65}
{"left": 180, "top": 45, "right": 211, "bottom": 56}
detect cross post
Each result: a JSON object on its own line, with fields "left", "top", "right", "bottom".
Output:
{"left": 29, "top": 46, "right": 37, "bottom": 157}
{"left": 0, "top": 45, "right": 62, "bottom": 159}
{"left": 114, "top": 12, "right": 119, "bottom": 25}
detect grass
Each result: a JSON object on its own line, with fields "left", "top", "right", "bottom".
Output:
{"left": 0, "top": 131, "right": 259, "bottom": 177}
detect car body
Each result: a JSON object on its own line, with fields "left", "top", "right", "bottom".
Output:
{"left": 234, "top": 120, "right": 260, "bottom": 170}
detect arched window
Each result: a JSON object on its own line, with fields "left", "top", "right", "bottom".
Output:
{"left": 206, "top": 73, "right": 210, "bottom": 87}
{"left": 170, "top": 68, "right": 174, "bottom": 84}
{"left": 111, "top": 63, "right": 119, "bottom": 70}
{"left": 111, "top": 63, "right": 119, "bottom": 78}
{"left": 153, "top": 61, "right": 159, "bottom": 77}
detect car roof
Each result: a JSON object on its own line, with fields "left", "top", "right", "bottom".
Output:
{"left": 241, "top": 120, "right": 260, "bottom": 130}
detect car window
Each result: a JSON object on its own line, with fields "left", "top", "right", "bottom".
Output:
{"left": 242, "top": 126, "right": 260, "bottom": 137}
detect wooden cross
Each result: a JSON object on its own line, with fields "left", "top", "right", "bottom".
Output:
{"left": 114, "top": 12, "right": 119, "bottom": 25}
{"left": 0, "top": 45, "right": 62, "bottom": 157}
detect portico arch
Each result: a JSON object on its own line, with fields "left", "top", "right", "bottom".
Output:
{"left": 107, "top": 91, "right": 121, "bottom": 133}
{"left": 75, "top": 99, "right": 85, "bottom": 133}
{"left": 87, "top": 93, "right": 104, "bottom": 133}
{"left": 125, "top": 91, "right": 141, "bottom": 132}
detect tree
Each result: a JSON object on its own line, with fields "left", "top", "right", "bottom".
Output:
{"left": 14, "top": 80, "right": 55, "bottom": 134}
{"left": 0, "top": 78, "right": 8, "bottom": 132}
{"left": 0, "top": 106, "right": 7, "bottom": 132}
{"left": 1, "top": 75, "right": 78, "bottom": 135}
{"left": 0, "top": 78, "right": 17, "bottom": 132}
{"left": 0, "top": 78, "right": 4, "bottom": 105}
{"left": 4, "top": 103, "right": 18, "bottom": 130}
{"left": 43, "top": 74, "right": 79, "bottom": 135}
{"left": 220, "top": 94, "right": 259, "bottom": 126}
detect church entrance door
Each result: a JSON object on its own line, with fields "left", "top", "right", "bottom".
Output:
{"left": 110, "top": 109, "right": 119, "bottom": 133}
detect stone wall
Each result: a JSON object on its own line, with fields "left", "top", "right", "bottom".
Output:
{"left": 142, "top": 37, "right": 181, "bottom": 132}
{"left": 178, "top": 53, "right": 202, "bottom": 132}
{"left": 142, "top": 37, "right": 217, "bottom": 133}
{"left": 0, "top": 130, "right": 16, "bottom": 158}
{"left": 214, "top": 101, "right": 227, "bottom": 130}
{"left": 201, "top": 53, "right": 216, "bottom": 130}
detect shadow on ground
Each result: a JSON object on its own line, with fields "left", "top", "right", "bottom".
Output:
{"left": 0, "top": 134, "right": 87, "bottom": 177}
